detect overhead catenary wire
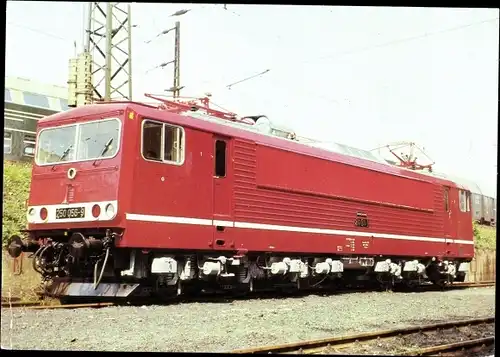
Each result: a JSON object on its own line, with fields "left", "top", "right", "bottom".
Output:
{"left": 142, "top": 4, "right": 231, "bottom": 95}
{"left": 145, "top": 60, "right": 175, "bottom": 74}
{"left": 197, "top": 15, "right": 500, "bottom": 92}
{"left": 139, "top": 11, "right": 500, "bottom": 114}
{"left": 226, "top": 69, "right": 271, "bottom": 89}
{"left": 144, "top": 26, "right": 176, "bottom": 44}
{"left": 172, "top": 14, "right": 499, "bottom": 116}
{"left": 177, "top": 14, "right": 499, "bottom": 151}
{"left": 296, "top": 16, "right": 500, "bottom": 67}
{"left": 7, "top": 21, "right": 76, "bottom": 43}
{"left": 142, "top": 4, "right": 229, "bottom": 76}
{"left": 9, "top": 8, "right": 498, "bottom": 111}
{"left": 279, "top": 16, "right": 500, "bottom": 78}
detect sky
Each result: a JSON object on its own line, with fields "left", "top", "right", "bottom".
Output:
{"left": 5, "top": 3, "right": 499, "bottom": 197}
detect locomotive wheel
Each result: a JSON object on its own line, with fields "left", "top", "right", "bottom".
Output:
{"left": 404, "top": 280, "right": 418, "bottom": 289}
{"left": 232, "top": 278, "right": 253, "bottom": 295}
{"left": 229, "top": 281, "right": 251, "bottom": 298}
{"left": 431, "top": 279, "right": 448, "bottom": 290}
{"left": 379, "top": 279, "right": 394, "bottom": 292}
{"left": 297, "top": 278, "right": 311, "bottom": 291}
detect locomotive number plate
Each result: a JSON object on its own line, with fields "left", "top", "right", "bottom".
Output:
{"left": 55, "top": 207, "right": 85, "bottom": 219}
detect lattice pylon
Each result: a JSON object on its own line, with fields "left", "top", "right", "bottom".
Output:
{"left": 85, "top": 2, "right": 133, "bottom": 102}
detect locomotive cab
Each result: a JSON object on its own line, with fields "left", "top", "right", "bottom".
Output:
{"left": 29, "top": 116, "right": 121, "bottom": 224}
{"left": 7, "top": 103, "right": 135, "bottom": 296}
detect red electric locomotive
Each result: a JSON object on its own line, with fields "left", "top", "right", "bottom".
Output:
{"left": 7, "top": 94, "right": 475, "bottom": 298}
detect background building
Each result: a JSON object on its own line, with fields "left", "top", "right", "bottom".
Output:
{"left": 4, "top": 76, "right": 68, "bottom": 161}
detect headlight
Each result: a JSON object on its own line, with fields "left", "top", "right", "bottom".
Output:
{"left": 28, "top": 208, "right": 36, "bottom": 216}
{"left": 40, "top": 207, "right": 48, "bottom": 221}
{"left": 105, "top": 203, "right": 116, "bottom": 218}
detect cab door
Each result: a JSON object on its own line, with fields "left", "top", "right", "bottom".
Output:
{"left": 443, "top": 186, "right": 454, "bottom": 257}
{"left": 443, "top": 186, "right": 452, "bottom": 238}
{"left": 212, "top": 136, "right": 233, "bottom": 250}
{"left": 445, "top": 187, "right": 461, "bottom": 257}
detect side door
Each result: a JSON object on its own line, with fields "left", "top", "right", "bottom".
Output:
{"left": 212, "top": 135, "right": 233, "bottom": 250}
{"left": 445, "top": 187, "right": 460, "bottom": 257}
{"left": 443, "top": 186, "right": 452, "bottom": 238}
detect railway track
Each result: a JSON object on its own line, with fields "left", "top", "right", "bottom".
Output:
{"left": 231, "top": 316, "right": 495, "bottom": 355}
{"left": 0, "top": 300, "right": 115, "bottom": 310}
{"left": 1, "top": 281, "right": 494, "bottom": 310}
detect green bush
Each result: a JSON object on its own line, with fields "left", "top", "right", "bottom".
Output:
{"left": 473, "top": 221, "right": 496, "bottom": 251}
{"left": 2, "top": 161, "right": 32, "bottom": 246}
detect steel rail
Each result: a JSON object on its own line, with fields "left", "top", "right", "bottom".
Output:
{"left": 0, "top": 301, "right": 115, "bottom": 309}
{"left": 231, "top": 316, "right": 495, "bottom": 354}
{"left": 25, "top": 302, "right": 115, "bottom": 310}
{"left": 404, "top": 336, "right": 495, "bottom": 356}
{"left": 0, "top": 300, "right": 41, "bottom": 308}
{"left": 454, "top": 281, "right": 495, "bottom": 286}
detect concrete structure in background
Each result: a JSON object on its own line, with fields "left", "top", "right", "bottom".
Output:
{"left": 4, "top": 76, "right": 69, "bottom": 161}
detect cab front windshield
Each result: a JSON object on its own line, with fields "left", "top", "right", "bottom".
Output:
{"left": 36, "top": 118, "right": 120, "bottom": 165}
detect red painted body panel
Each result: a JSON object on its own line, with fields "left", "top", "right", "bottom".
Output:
{"left": 119, "top": 222, "right": 212, "bottom": 250}
{"left": 30, "top": 166, "right": 119, "bottom": 203}
{"left": 257, "top": 146, "right": 435, "bottom": 211}
{"left": 234, "top": 139, "right": 434, "bottom": 236}
{"left": 129, "top": 124, "right": 212, "bottom": 218}
{"left": 26, "top": 102, "right": 474, "bottom": 259}
{"left": 27, "top": 104, "right": 129, "bottom": 230}
{"left": 227, "top": 229, "right": 448, "bottom": 257}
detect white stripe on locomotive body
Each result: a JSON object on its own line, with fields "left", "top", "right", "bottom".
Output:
{"left": 126, "top": 213, "right": 212, "bottom": 226}
{"left": 125, "top": 213, "right": 474, "bottom": 245}
{"left": 27, "top": 201, "right": 118, "bottom": 224}
{"left": 212, "top": 220, "right": 235, "bottom": 227}
{"left": 26, "top": 206, "right": 474, "bottom": 246}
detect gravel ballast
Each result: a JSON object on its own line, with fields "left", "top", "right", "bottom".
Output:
{"left": 323, "top": 320, "right": 495, "bottom": 355}
{"left": 1, "top": 287, "right": 495, "bottom": 352}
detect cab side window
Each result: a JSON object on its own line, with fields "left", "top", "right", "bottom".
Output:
{"left": 142, "top": 120, "right": 185, "bottom": 164}
{"left": 458, "top": 189, "right": 470, "bottom": 213}
{"left": 142, "top": 121, "right": 162, "bottom": 161}
{"left": 164, "top": 125, "right": 184, "bottom": 163}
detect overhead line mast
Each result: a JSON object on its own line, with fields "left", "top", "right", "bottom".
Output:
{"left": 145, "top": 19, "right": 182, "bottom": 99}
{"left": 172, "top": 21, "right": 181, "bottom": 99}
{"left": 68, "top": 2, "right": 133, "bottom": 107}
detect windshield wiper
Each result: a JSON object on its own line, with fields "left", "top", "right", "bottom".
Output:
{"left": 50, "top": 145, "right": 72, "bottom": 171}
{"left": 93, "top": 138, "right": 114, "bottom": 166}
{"left": 59, "top": 145, "right": 73, "bottom": 162}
